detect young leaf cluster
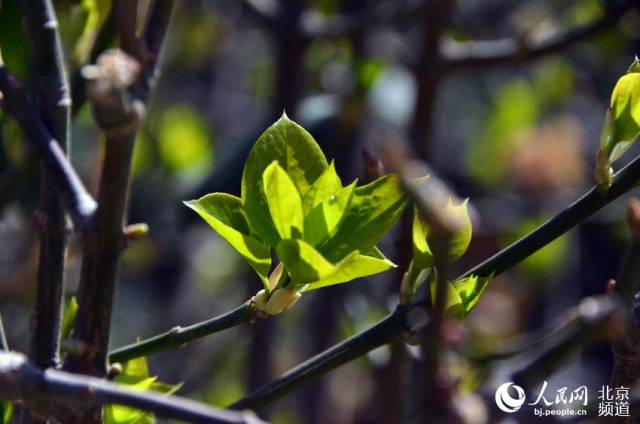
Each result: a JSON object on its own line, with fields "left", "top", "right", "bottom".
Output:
{"left": 186, "top": 114, "right": 407, "bottom": 314}
{"left": 406, "top": 199, "right": 491, "bottom": 318}
{"left": 595, "top": 57, "right": 640, "bottom": 189}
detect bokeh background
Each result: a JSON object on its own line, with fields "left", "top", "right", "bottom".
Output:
{"left": 1, "top": 0, "right": 640, "bottom": 422}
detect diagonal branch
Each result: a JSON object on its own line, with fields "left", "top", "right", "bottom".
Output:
{"left": 108, "top": 302, "right": 256, "bottom": 364}
{"left": 0, "top": 68, "right": 97, "bottom": 230}
{"left": 442, "top": 0, "right": 634, "bottom": 70}
{"left": 0, "top": 351, "right": 266, "bottom": 424}
{"left": 230, "top": 152, "right": 640, "bottom": 409}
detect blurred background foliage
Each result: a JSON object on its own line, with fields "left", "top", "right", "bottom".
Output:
{"left": 0, "top": 0, "right": 639, "bottom": 422}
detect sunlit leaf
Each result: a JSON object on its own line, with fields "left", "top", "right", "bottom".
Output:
{"left": 412, "top": 206, "right": 433, "bottom": 270}
{"left": 301, "top": 161, "right": 343, "bottom": 214}
{"left": 61, "top": 296, "right": 78, "bottom": 342}
{"left": 105, "top": 357, "right": 181, "bottom": 424}
{"left": 430, "top": 277, "right": 464, "bottom": 318}
{"left": 445, "top": 198, "right": 472, "bottom": 263}
{"left": 601, "top": 72, "right": 640, "bottom": 163}
{"left": 304, "top": 181, "right": 355, "bottom": 246}
{"left": 276, "top": 238, "right": 335, "bottom": 285}
{"left": 304, "top": 250, "right": 395, "bottom": 291}
{"left": 242, "top": 114, "right": 328, "bottom": 246}
{"left": 185, "top": 194, "right": 271, "bottom": 287}
{"left": 0, "top": 402, "right": 12, "bottom": 424}
{"left": 320, "top": 174, "right": 407, "bottom": 261}
{"left": 263, "top": 161, "right": 304, "bottom": 240}
{"left": 452, "top": 273, "right": 494, "bottom": 318}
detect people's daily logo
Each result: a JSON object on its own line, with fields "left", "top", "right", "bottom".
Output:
{"left": 495, "top": 382, "right": 526, "bottom": 413}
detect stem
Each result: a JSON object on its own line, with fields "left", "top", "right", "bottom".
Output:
{"left": 232, "top": 153, "right": 640, "bottom": 408}
{"left": 21, "top": 0, "right": 71, "bottom": 388}
{"left": 63, "top": 10, "right": 175, "bottom": 421}
{"left": 229, "top": 304, "right": 417, "bottom": 410}
{"left": 0, "top": 352, "right": 265, "bottom": 424}
{"left": 108, "top": 302, "right": 255, "bottom": 364}
{"left": 0, "top": 68, "right": 97, "bottom": 229}
{"left": 459, "top": 154, "right": 640, "bottom": 280}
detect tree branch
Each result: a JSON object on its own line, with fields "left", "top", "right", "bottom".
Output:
{"left": 229, "top": 304, "right": 418, "bottom": 410}
{"left": 21, "top": 2, "right": 72, "bottom": 397}
{"left": 442, "top": 0, "right": 634, "bottom": 70}
{"left": 0, "top": 351, "right": 266, "bottom": 424}
{"left": 459, "top": 154, "right": 640, "bottom": 280}
{"left": 108, "top": 302, "right": 256, "bottom": 364}
{"left": 230, "top": 152, "right": 640, "bottom": 409}
{"left": 0, "top": 68, "right": 97, "bottom": 230}
{"left": 63, "top": 4, "right": 176, "bottom": 407}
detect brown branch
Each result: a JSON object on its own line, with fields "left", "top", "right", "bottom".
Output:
{"left": 442, "top": 0, "right": 634, "bottom": 70}
{"left": 63, "top": 5, "right": 175, "bottom": 421}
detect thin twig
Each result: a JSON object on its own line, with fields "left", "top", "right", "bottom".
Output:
{"left": 442, "top": 0, "right": 634, "bottom": 70}
{"left": 0, "top": 68, "right": 97, "bottom": 230}
{"left": 108, "top": 302, "right": 256, "bottom": 363}
{"left": 0, "top": 351, "right": 266, "bottom": 424}
{"left": 231, "top": 153, "right": 640, "bottom": 409}
{"left": 0, "top": 314, "right": 8, "bottom": 351}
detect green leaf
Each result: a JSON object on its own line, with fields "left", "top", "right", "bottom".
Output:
{"left": 603, "top": 72, "right": 640, "bottom": 161}
{"left": 445, "top": 198, "right": 473, "bottom": 263}
{"left": 263, "top": 161, "right": 304, "bottom": 240}
{"left": 105, "top": 358, "right": 181, "bottom": 424}
{"left": 304, "top": 181, "right": 355, "bottom": 246}
{"left": 412, "top": 198, "right": 472, "bottom": 268}
{"left": 320, "top": 174, "right": 407, "bottom": 261}
{"left": 430, "top": 277, "right": 464, "bottom": 318}
{"left": 0, "top": 402, "right": 12, "bottom": 424}
{"left": 184, "top": 194, "right": 271, "bottom": 287}
{"left": 277, "top": 238, "right": 335, "bottom": 285}
{"left": 242, "top": 114, "right": 328, "bottom": 246}
{"left": 277, "top": 239, "right": 395, "bottom": 290}
{"left": 302, "top": 161, "right": 343, "bottom": 214}
{"left": 304, "top": 250, "right": 395, "bottom": 291}
{"left": 61, "top": 296, "right": 78, "bottom": 342}
{"left": 412, "top": 206, "right": 433, "bottom": 269}
{"left": 452, "top": 273, "right": 494, "bottom": 317}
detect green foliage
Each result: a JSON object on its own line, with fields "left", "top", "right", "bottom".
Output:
{"left": 596, "top": 58, "right": 640, "bottom": 189}
{"left": 0, "top": 402, "right": 12, "bottom": 424}
{"left": 187, "top": 114, "right": 406, "bottom": 299}
{"left": 241, "top": 114, "right": 328, "bottom": 246}
{"left": 409, "top": 197, "right": 491, "bottom": 317}
{"left": 411, "top": 199, "right": 472, "bottom": 268}
{"left": 184, "top": 194, "right": 271, "bottom": 286}
{"left": 104, "top": 357, "right": 180, "bottom": 424}
{"left": 61, "top": 296, "right": 79, "bottom": 342}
